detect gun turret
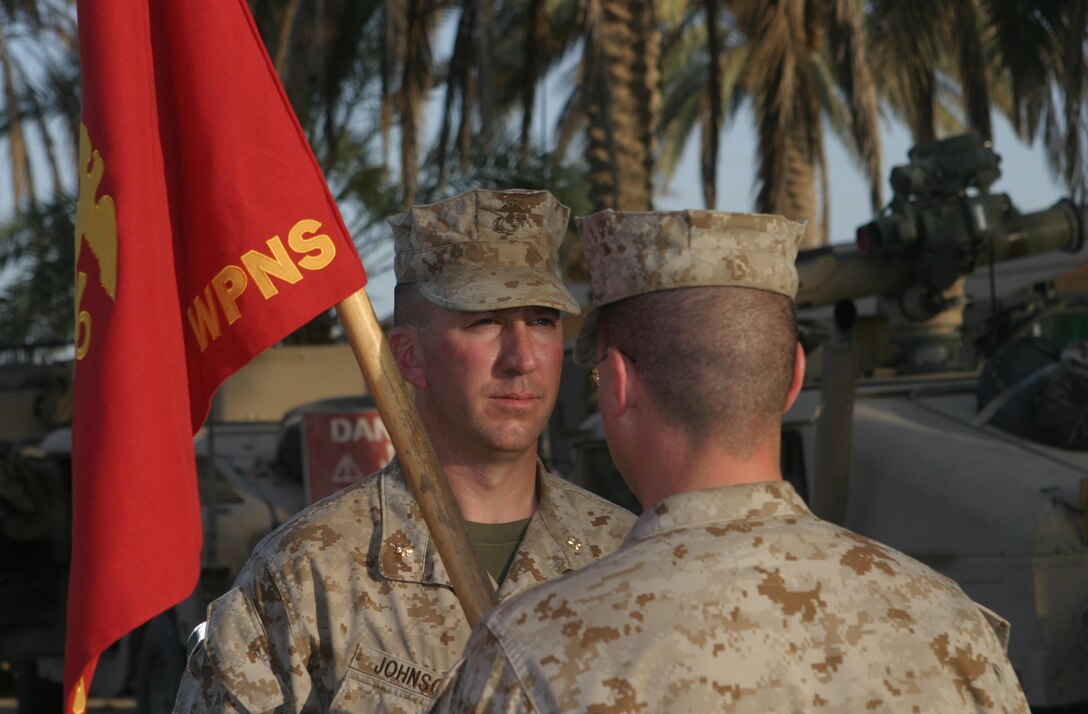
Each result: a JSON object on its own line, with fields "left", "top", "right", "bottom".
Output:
{"left": 797, "top": 132, "right": 1085, "bottom": 321}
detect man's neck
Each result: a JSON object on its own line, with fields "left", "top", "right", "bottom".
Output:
{"left": 442, "top": 451, "right": 540, "bottom": 523}
{"left": 631, "top": 422, "right": 783, "bottom": 507}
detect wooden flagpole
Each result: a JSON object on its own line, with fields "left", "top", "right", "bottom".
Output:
{"left": 336, "top": 288, "right": 498, "bottom": 626}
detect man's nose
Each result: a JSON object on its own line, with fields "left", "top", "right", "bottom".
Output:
{"left": 499, "top": 322, "right": 539, "bottom": 374}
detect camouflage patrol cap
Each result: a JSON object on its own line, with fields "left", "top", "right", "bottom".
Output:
{"left": 389, "top": 188, "right": 580, "bottom": 314}
{"left": 573, "top": 209, "right": 805, "bottom": 364}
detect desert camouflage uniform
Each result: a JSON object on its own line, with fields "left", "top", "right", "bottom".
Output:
{"left": 173, "top": 459, "right": 633, "bottom": 712}
{"left": 431, "top": 481, "right": 1029, "bottom": 713}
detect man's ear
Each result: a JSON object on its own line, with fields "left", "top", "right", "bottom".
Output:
{"left": 388, "top": 326, "right": 427, "bottom": 389}
{"left": 783, "top": 342, "right": 806, "bottom": 413}
{"left": 601, "top": 347, "right": 638, "bottom": 419}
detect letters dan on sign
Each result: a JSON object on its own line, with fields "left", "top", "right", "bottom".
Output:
{"left": 302, "top": 410, "right": 395, "bottom": 504}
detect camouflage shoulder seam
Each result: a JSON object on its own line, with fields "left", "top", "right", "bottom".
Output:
{"left": 256, "top": 556, "right": 313, "bottom": 680}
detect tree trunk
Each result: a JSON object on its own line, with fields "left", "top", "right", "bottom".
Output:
{"left": 583, "top": 0, "right": 660, "bottom": 212}
{"left": 701, "top": 0, "right": 722, "bottom": 209}
{"left": 779, "top": 118, "right": 821, "bottom": 248}
{"left": 399, "top": 0, "right": 433, "bottom": 208}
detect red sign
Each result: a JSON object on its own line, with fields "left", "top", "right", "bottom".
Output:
{"left": 302, "top": 410, "right": 395, "bottom": 504}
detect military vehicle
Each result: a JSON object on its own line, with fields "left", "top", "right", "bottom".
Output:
{"left": 0, "top": 348, "right": 76, "bottom": 709}
{"left": 553, "top": 133, "right": 1088, "bottom": 709}
{"left": 0, "top": 344, "right": 391, "bottom": 712}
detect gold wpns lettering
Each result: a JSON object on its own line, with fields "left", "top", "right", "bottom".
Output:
{"left": 187, "top": 285, "right": 222, "bottom": 351}
{"left": 186, "top": 218, "right": 341, "bottom": 352}
{"left": 242, "top": 236, "right": 304, "bottom": 299}
{"left": 288, "top": 218, "right": 336, "bottom": 271}
{"left": 212, "top": 265, "right": 247, "bottom": 325}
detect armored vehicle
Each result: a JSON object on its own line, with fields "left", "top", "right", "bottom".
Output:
{"left": 0, "top": 349, "right": 75, "bottom": 708}
{"left": 0, "top": 344, "right": 390, "bottom": 712}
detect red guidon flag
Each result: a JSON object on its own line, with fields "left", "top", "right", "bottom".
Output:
{"left": 68, "top": 0, "right": 367, "bottom": 709}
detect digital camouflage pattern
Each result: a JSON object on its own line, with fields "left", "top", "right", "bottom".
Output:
{"left": 173, "top": 459, "right": 633, "bottom": 712}
{"left": 389, "top": 188, "right": 580, "bottom": 315}
{"left": 430, "top": 481, "right": 1029, "bottom": 713}
{"left": 573, "top": 209, "right": 805, "bottom": 364}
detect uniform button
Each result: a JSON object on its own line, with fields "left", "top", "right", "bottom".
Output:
{"left": 565, "top": 537, "right": 583, "bottom": 552}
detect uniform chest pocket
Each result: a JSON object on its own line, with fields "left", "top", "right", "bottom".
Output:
{"left": 329, "top": 644, "right": 444, "bottom": 714}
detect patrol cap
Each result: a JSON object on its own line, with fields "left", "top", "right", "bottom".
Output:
{"left": 389, "top": 188, "right": 580, "bottom": 314}
{"left": 573, "top": 209, "right": 805, "bottom": 365}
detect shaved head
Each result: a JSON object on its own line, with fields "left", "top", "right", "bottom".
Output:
{"left": 599, "top": 286, "right": 796, "bottom": 455}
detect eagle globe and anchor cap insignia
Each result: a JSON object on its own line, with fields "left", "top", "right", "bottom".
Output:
{"left": 74, "top": 122, "right": 119, "bottom": 361}
{"left": 492, "top": 196, "right": 530, "bottom": 234}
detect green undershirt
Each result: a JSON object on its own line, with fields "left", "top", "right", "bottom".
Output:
{"left": 464, "top": 518, "right": 531, "bottom": 585}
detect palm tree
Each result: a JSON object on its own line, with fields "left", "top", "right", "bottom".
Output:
{"left": 868, "top": 1, "right": 1087, "bottom": 202}
{"left": 579, "top": 0, "right": 661, "bottom": 211}
{"left": 433, "top": 0, "right": 662, "bottom": 213}
{"left": 434, "top": 0, "right": 583, "bottom": 188}
{"left": 985, "top": 0, "right": 1088, "bottom": 202}
{"left": 0, "top": 0, "right": 79, "bottom": 214}
{"left": 0, "top": 192, "right": 75, "bottom": 343}
{"left": 868, "top": 1, "right": 991, "bottom": 144}
{"left": 250, "top": 0, "right": 447, "bottom": 211}
{"left": 0, "top": 1, "right": 79, "bottom": 346}
{"left": 659, "top": 0, "right": 882, "bottom": 248}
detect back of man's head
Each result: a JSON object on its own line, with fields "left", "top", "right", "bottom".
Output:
{"left": 576, "top": 209, "right": 805, "bottom": 453}
{"left": 599, "top": 286, "right": 796, "bottom": 453}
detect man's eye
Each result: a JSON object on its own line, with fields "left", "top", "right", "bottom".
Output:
{"left": 469, "top": 317, "right": 498, "bottom": 328}
{"left": 531, "top": 317, "right": 558, "bottom": 328}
